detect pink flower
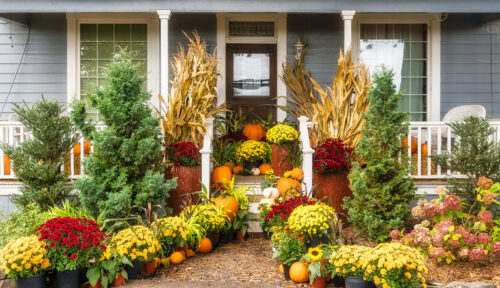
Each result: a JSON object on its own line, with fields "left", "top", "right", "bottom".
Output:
{"left": 444, "top": 195, "right": 461, "bottom": 211}
{"left": 469, "top": 248, "right": 486, "bottom": 261}
{"left": 454, "top": 226, "right": 467, "bottom": 236}
{"left": 493, "top": 242, "right": 500, "bottom": 257}
{"left": 477, "top": 177, "right": 493, "bottom": 190}
{"left": 435, "top": 219, "right": 453, "bottom": 234}
{"left": 429, "top": 247, "right": 445, "bottom": 260}
{"left": 477, "top": 210, "right": 493, "bottom": 224}
{"left": 436, "top": 203, "right": 448, "bottom": 215}
{"left": 433, "top": 231, "right": 445, "bottom": 246}
{"left": 477, "top": 233, "right": 489, "bottom": 246}
{"left": 462, "top": 232, "right": 477, "bottom": 246}
{"left": 412, "top": 227, "right": 431, "bottom": 247}
{"left": 423, "top": 201, "right": 438, "bottom": 218}
{"left": 389, "top": 229, "right": 401, "bottom": 240}
{"left": 458, "top": 247, "right": 469, "bottom": 259}
{"left": 449, "top": 239, "right": 460, "bottom": 249}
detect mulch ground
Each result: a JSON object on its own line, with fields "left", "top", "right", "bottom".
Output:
{"left": 124, "top": 236, "right": 500, "bottom": 288}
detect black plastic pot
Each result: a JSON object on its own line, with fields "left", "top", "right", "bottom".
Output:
{"left": 282, "top": 263, "right": 291, "bottom": 281}
{"left": 207, "top": 231, "right": 217, "bottom": 249}
{"left": 332, "top": 275, "right": 346, "bottom": 287}
{"left": 307, "top": 234, "right": 330, "bottom": 248}
{"left": 55, "top": 268, "right": 81, "bottom": 288}
{"left": 125, "top": 260, "right": 143, "bottom": 280}
{"left": 220, "top": 228, "right": 235, "bottom": 243}
{"left": 16, "top": 273, "right": 44, "bottom": 288}
{"left": 345, "top": 276, "right": 373, "bottom": 288}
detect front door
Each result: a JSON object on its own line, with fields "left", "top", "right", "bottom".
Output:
{"left": 226, "top": 44, "right": 277, "bottom": 120}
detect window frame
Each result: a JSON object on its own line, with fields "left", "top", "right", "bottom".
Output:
{"left": 352, "top": 13, "right": 441, "bottom": 122}
{"left": 67, "top": 13, "right": 160, "bottom": 110}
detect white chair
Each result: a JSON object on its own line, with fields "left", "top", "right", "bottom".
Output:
{"left": 442, "top": 105, "right": 486, "bottom": 122}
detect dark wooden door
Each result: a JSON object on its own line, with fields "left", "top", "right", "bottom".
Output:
{"left": 226, "top": 44, "right": 277, "bottom": 121}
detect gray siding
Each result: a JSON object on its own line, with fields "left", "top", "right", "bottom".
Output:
{"left": 441, "top": 14, "right": 500, "bottom": 119}
{"left": 287, "top": 14, "right": 343, "bottom": 88}
{"left": 0, "top": 14, "right": 67, "bottom": 119}
{"left": 0, "top": 195, "right": 15, "bottom": 218}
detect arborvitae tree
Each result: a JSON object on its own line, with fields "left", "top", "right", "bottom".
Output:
{"left": 71, "top": 51, "right": 176, "bottom": 220}
{"left": 432, "top": 117, "right": 500, "bottom": 211}
{"left": 344, "top": 67, "right": 417, "bottom": 242}
{"left": 2, "top": 98, "right": 77, "bottom": 210}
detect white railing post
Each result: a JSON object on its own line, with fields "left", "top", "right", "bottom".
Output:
{"left": 298, "top": 116, "right": 314, "bottom": 196}
{"left": 200, "top": 117, "right": 214, "bottom": 196}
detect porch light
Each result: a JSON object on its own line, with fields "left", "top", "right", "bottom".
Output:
{"left": 294, "top": 38, "right": 304, "bottom": 60}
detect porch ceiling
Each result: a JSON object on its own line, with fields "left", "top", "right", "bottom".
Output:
{"left": 1, "top": 0, "right": 500, "bottom": 13}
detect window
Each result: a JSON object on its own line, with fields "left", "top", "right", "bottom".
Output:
{"left": 80, "top": 24, "right": 148, "bottom": 120}
{"left": 228, "top": 21, "right": 275, "bottom": 37}
{"left": 360, "top": 24, "right": 428, "bottom": 121}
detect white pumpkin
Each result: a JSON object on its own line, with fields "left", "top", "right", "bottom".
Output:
{"left": 259, "top": 198, "right": 275, "bottom": 208}
{"left": 262, "top": 187, "right": 280, "bottom": 199}
{"left": 251, "top": 167, "right": 260, "bottom": 176}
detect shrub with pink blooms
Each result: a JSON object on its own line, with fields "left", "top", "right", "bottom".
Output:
{"left": 391, "top": 178, "right": 500, "bottom": 264}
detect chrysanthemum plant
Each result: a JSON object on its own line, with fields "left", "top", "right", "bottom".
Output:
{"left": 0, "top": 235, "right": 51, "bottom": 280}
{"left": 110, "top": 226, "right": 161, "bottom": 263}
{"left": 151, "top": 216, "right": 190, "bottom": 255}
{"left": 329, "top": 245, "right": 372, "bottom": 278}
{"left": 287, "top": 203, "right": 337, "bottom": 239}
{"left": 271, "top": 226, "right": 307, "bottom": 265}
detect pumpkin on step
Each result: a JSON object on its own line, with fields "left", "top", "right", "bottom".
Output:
{"left": 251, "top": 167, "right": 260, "bottom": 176}
{"left": 402, "top": 136, "right": 418, "bottom": 154}
{"left": 212, "top": 166, "right": 232, "bottom": 184}
{"left": 243, "top": 124, "right": 266, "bottom": 141}
{"left": 262, "top": 187, "right": 279, "bottom": 199}
{"left": 259, "top": 163, "right": 273, "bottom": 175}
{"left": 290, "top": 167, "right": 303, "bottom": 180}
{"left": 213, "top": 195, "right": 239, "bottom": 221}
{"left": 224, "top": 161, "right": 235, "bottom": 170}
{"left": 289, "top": 262, "right": 309, "bottom": 283}
{"left": 277, "top": 177, "right": 302, "bottom": 195}
{"left": 233, "top": 165, "right": 244, "bottom": 175}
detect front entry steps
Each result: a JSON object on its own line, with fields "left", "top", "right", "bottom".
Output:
{"left": 234, "top": 175, "right": 265, "bottom": 233}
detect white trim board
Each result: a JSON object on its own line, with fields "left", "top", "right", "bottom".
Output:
{"left": 66, "top": 13, "right": 160, "bottom": 110}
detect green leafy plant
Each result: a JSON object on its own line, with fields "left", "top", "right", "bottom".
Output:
{"left": 44, "top": 200, "right": 102, "bottom": 226}
{"left": 0, "top": 203, "right": 50, "bottom": 248}
{"left": 214, "top": 113, "right": 248, "bottom": 135}
{"left": 86, "top": 251, "right": 132, "bottom": 288}
{"left": 344, "top": 67, "right": 417, "bottom": 242}
{"left": 302, "top": 245, "right": 335, "bottom": 283}
{"left": 271, "top": 227, "right": 307, "bottom": 265}
{"left": 71, "top": 50, "right": 176, "bottom": 221}
{"left": 1, "top": 97, "right": 77, "bottom": 209}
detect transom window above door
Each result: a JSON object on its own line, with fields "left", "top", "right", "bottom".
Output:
{"left": 359, "top": 23, "right": 428, "bottom": 121}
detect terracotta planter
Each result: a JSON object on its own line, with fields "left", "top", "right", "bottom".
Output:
{"left": 312, "top": 276, "right": 326, "bottom": 288}
{"left": 90, "top": 278, "right": 103, "bottom": 288}
{"left": 235, "top": 230, "right": 246, "bottom": 241}
{"left": 271, "top": 144, "right": 293, "bottom": 176}
{"left": 142, "top": 261, "right": 156, "bottom": 275}
{"left": 165, "top": 165, "right": 201, "bottom": 215}
{"left": 112, "top": 273, "right": 125, "bottom": 286}
{"left": 313, "top": 172, "right": 352, "bottom": 220}
{"left": 215, "top": 233, "right": 221, "bottom": 244}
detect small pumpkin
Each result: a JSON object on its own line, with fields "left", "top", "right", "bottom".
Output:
{"left": 213, "top": 195, "right": 239, "bottom": 221}
{"left": 277, "top": 177, "right": 302, "bottom": 195}
{"left": 187, "top": 249, "right": 196, "bottom": 257}
{"left": 259, "top": 163, "right": 273, "bottom": 175}
{"left": 251, "top": 167, "right": 260, "bottom": 176}
{"left": 402, "top": 136, "right": 418, "bottom": 154}
{"left": 262, "top": 187, "right": 279, "bottom": 199}
{"left": 290, "top": 167, "right": 303, "bottom": 180}
{"left": 421, "top": 143, "right": 430, "bottom": 155}
{"left": 243, "top": 124, "right": 266, "bottom": 141}
{"left": 259, "top": 198, "right": 275, "bottom": 207}
{"left": 289, "top": 262, "right": 309, "bottom": 283}
{"left": 73, "top": 140, "right": 91, "bottom": 155}
{"left": 212, "top": 166, "right": 232, "bottom": 184}
{"left": 224, "top": 161, "right": 235, "bottom": 170}
{"left": 198, "top": 238, "right": 212, "bottom": 254}
{"left": 233, "top": 165, "right": 244, "bottom": 175}
{"left": 170, "top": 252, "right": 184, "bottom": 264}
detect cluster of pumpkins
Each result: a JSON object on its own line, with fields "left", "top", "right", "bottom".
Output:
{"left": 402, "top": 136, "right": 430, "bottom": 155}
{"left": 258, "top": 167, "right": 304, "bottom": 207}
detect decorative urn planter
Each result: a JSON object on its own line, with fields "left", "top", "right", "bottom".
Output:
{"left": 313, "top": 172, "right": 352, "bottom": 219}
{"left": 271, "top": 145, "right": 293, "bottom": 176}
{"left": 165, "top": 165, "right": 201, "bottom": 215}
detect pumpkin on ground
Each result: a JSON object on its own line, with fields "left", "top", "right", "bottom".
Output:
{"left": 212, "top": 166, "right": 232, "bottom": 184}
{"left": 170, "top": 252, "right": 184, "bottom": 264}
{"left": 198, "top": 238, "right": 213, "bottom": 254}
{"left": 187, "top": 249, "right": 196, "bottom": 257}
{"left": 259, "top": 163, "right": 273, "bottom": 175}
{"left": 224, "top": 161, "right": 235, "bottom": 170}
{"left": 213, "top": 195, "right": 239, "bottom": 221}
{"left": 262, "top": 187, "right": 279, "bottom": 199}
{"left": 402, "top": 136, "right": 418, "bottom": 154}
{"left": 243, "top": 124, "right": 266, "bottom": 141}
{"left": 277, "top": 177, "right": 302, "bottom": 195}
{"left": 289, "top": 262, "right": 309, "bottom": 283}
{"left": 233, "top": 165, "right": 244, "bottom": 175}
{"left": 290, "top": 167, "right": 304, "bottom": 180}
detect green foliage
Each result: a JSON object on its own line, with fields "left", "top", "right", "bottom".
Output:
{"left": 45, "top": 200, "right": 103, "bottom": 226}
{"left": 86, "top": 254, "right": 132, "bottom": 288}
{"left": 0, "top": 203, "right": 51, "bottom": 248}
{"left": 1, "top": 98, "right": 77, "bottom": 209}
{"left": 271, "top": 230, "right": 307, "bottom": 265}
{"left": 431, "top": 117, "right": 500, "bottom": 212}
{"left": 70, "top": 50, "right": 176, "bottom": 221}
{"left": 344, "top": 67, "right": 417, "bottom": 242}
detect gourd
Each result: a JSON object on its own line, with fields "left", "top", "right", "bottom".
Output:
{"left": 170, "top": 251, "right": 184, "bottom": 264}
{"left": 262, "top": 187, "right": 279, "bottom": 199}
{"left": 187, "top": 249, "right": 196, "bottom": 257}
{"left": 290, "top": 167, "right": 304, "bottom": 180}
{"left": 277, "top": 177, "right": 302, "bottom": 194}
{"left": 259, "top": 198, "right": 275, "bottom": 207}
{"left": 289, "top": 262, "right": 309, "bottom": 283}
{"left": 233, "top": 165, "right": 244, "bottom": 175}
{"left": 197, "top": 238, "right": 212, "bottom": 254}
{"left": 213, "top": 195, "right": 239, "bottom": 221}
{"left": 243, "top": 124, "right": 266, "bottom": 141}
{"left": 259, "top": 163, "right": 273, "bottom": 175}
{"left": 251, "top": 167, "right": 260, "bottom": 176}
{"left": 212, "top": 166, "right": 232, "bottom": 184}
{"left": 402, "top": 136, "right": 418, "bottom": 154}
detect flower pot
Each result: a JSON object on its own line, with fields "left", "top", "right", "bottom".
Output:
{"left": 220, "top": 228, "right": 235, "bottom": 243}
{"left": 206, "top": 231, "right": 217, "bottom": 249}
{"left": 307, "top": 233, "right": 330, "bottom": 248}
{"left": 112, "top": 273, "right": 125, "bottom": 286}
{"left": 125, "top": 260, "right": 143, "bottom": 280}
{"left": 282, "top": 263, "right": 291, "bottom": 281}
{"left": 90, "top": 278, "right": 103, "bottom": 288}
{"left": 332, "top": 275, "right": 346, "bottom": 287}
{"left": 215, "top": 233, "right": 220, "bottom": 244}
{"left": 312, "top": 276, "right": 326, "bottom": 288}
{"left": 55, "top": 268, "right": 81, "bottom": 288}
{"left": 142, "top": 261, "right": 156, "bottom": 275}
{"left": 235, "top": 230, "right": 246, "bottom": 241}
{"left": 313, "top": 172, "right": 352, "bottom": 220}
{"left": 16, "top": 273, "right": 45, "bottom": 288}
{"left": 271, "top": 144, "right": 293, "bottom": 176}
{"left": 165, "top": 165, "right": 201, "bottom": 215}
{"left": 243, "top": 161, "right": 261, "bottom": 171}
{"left": 345, "top": 276, "right": 372, "bottom": 288}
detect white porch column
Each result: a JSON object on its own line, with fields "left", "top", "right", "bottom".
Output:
{"left": 157, "top": 10, "right": 172, "bottom": 99}
{"left": 341, "top": 10, "right": 356, "bottom": 51}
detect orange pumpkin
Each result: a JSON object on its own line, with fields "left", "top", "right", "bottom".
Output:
{"left": 224, "top": 162, "right": 235, "bottom": 171}
{"left": 170, "top": 252, "right": 184, "bottom": 264}
{"left": 233, "top": 165, "right": 244, "bottom": 175}
{"left": 290, "top": 167, "right": 303, "bottom": 180}
{"left": 197, "top": 238, "right": 212, "bottom": 254}
{"left": 213, "top": 195, "right": 239, "bottom": 221}
{"left": 73, "top": 140, "right": 91, "bottom": 155}
{"left": 402, "top": 136, "right": 418, "bottom": 154}
{"left": 3, "top": 155, "right": 11, "bottom": 175}
{"left": 259, "top": 163, "right": 272, "bottom": 175}
{"left": 289, "top": 262, "right": 309, "bottom": 283}
{"left": 212, "top": 166, "right": 232, "bottom": 184}
{"left": 277, "top": 177, "right": 302, "bottom": 195}
{"left": 421, "top": 143, "right": 430, "bottom": 155}
{"left": 187, "top": 249, "right": 196, "bottom": 258}
{"left": 243, "top": 124, "right": 266, "bottom": 141}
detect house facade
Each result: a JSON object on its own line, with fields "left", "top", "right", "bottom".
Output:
{"left": 0, "top": 0, "right": 500, "bottom": 214}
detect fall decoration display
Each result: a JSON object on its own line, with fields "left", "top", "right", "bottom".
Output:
{"left": 170, "top": 252, "right": 184, "bottom": 265}
{"left": 233, "top": 165, "right": 244, "bottom": 175}
{"left": 243, "top": 123, "right": 266, "bottom": 141}
{"left": 236, "top": 140, "right": 269, "bottom": 164}
{"left": 313, "top": 138, "right": 352, "bottom": 175}
{"left": 266, "top": 124, "right": 299, "bottom": 144}
{"left": 259, "top": 163, "right": 273, "bottom": 175}
{"left": 213, "top": 196, "right": 239, "bottom": 222}
{"left": 151, "top": 216, "right": 190, "bottom": 254}
{"left": 167, "top": 141, "right": 201, "bottom": 167}
{"left": 290, "top": 167, "right": 304, "bottom": 180}
{"left": 166, "top": 165, "right": 201, "bottom": 215}
{"left": 289, "top": 262, "right": 309, "bottom": 283}
{"left": 402, "top": 136, "right": 418, "bottom": 154}
{"left": 198, "top": 238, "right": 213, "bottom": 254}
{"left": 421, "top": 143, "right": 430, "bottom": 155}
{"left": 265, "top": 196, "right": 316, "bottom": 224}
{"left": 262, "top": 187, "right": 279, "bottom": 199}
{"left": 189, "top": 204, "right": 231, "bottom": 233}
{"left": 277, "top": 177, "right": 302, "bottom": 195}
{"left": 271, "top": 144, "right": 294, "bottom": 176}
{"left": 251, "top": 167, "right": 261, "bottom": 176}
{"left": 212, "top": 166, "right": 232, "bottom": 184}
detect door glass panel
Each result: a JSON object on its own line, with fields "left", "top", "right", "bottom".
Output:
{"left": 233, "top": 53, "right": 270, "bottom": 96}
